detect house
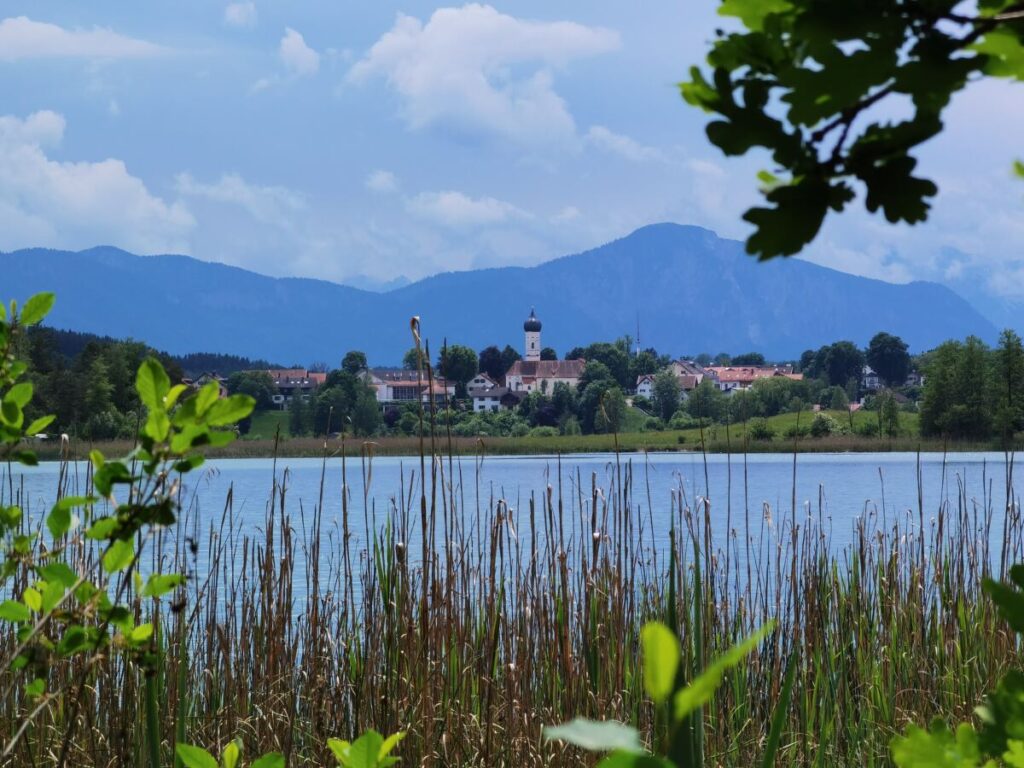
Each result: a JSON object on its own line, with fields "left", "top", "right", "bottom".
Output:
{"left": 467, "top": 373, "right": 497, "bottom": 395}
{"left": 266, "top": 369, "right": 327, "bottom": 407}
{"left": 504, "top": 308, "right": 586, "bottom": 393}
{"left": 705, "top": 366, "right": 803, "bottom": 393}
{"left": 636, "top": 362, "right": 711, "bottom": 399}
{"left": 471, "top": 387, "right": 526, "bottom": 413}
{"left": 862, "top": 365, "right": 881, "bottom": 391}
{"left": 184, "top": 372, "right": 228, "bottom": 399}
{"left": 364, "top": 368, "right": 456, "bottom": 405}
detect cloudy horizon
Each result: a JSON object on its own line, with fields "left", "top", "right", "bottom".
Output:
{"left": 1, "top": 2, "right": 1022, "bottom": 316}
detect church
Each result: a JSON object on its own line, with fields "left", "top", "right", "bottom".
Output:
{"left": 504, "top": 308, "right": 586, "bottom": 394}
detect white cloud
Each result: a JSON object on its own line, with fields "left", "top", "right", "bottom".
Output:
{"left": 224, "top": 2, "right": 257, "bottom": 28}
{"left": 407, "top": 190, "right": 528, "bottom": 229}
{"left": 0, "top": 16, "right": 164, "bottom": 61}
{"left": 280, "top": 27, "right": 319, "bottom": 76}
{"left": 365, "top": 169, "right": 398, "bottom": 193}
{"left": 552, "top": 205, "right": 581, "bottom": 222}
{"left": 175, "top": 172, "right": 304, "bottom": 222}
{"left": 585, "top": 126, "right": 664, "bottom": 162}
{"left": 348, "top": 4, "right": 619, "bottom": 147}
{"left": 0, "top": 111, "right": 193, "bottom": 253}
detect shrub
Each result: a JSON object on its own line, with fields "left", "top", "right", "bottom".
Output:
{"left": 783, "top": 423, "right": 810, "bottom": 439}
{"left": 669, "top": 410, "right": 699, "bottom": 430}
{"left": 528, "top": 426, "right": 558, "bottom": 437}
{"left": 644, "top": 417, "right": 665, "bottom": 432}
{"left": 511, "top": 422, "right": 531, "bottom": 437}
{"left": 810, "top": 413, "right": 840, "bottom": 438}
{"left": 748, "top": 418, "right": 775, "bottom": 441}
{"left": 855, "top": 420, "right": 879, "bottom": 438}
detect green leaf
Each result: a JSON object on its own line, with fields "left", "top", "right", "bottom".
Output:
{"left": 142, "top": 573, "right": 184, "bottom": 598}
{"left": 1005, "top": 740, "right": 1024, "bottom": 767}
{"left": 22, "top": 587, "right": 41, "bottom": 613}
{"left": 5, "top": 382, "right": 33, "bottom": 408}
{"left": 744, "top": 178, "right": 853, "bottom": 258}
{"left": 24, "top": 415, "right": 54, "bottom": 436}
{"left": 93, "top": 461, "right": 132, "bottom": 497}
{"left": 641, "top": 622, "right": 680, "bottom": 704}
{"left": 38, "top": 562, "right": 77, "bottom": 588}
{"left": 973, "top": 29, "right": 1024, "bottom": 81}
{"left": 87, "top": 516, "right": 119, "bottom": 541}
{"left": 761, "top": 654, "right": 797, "bottom": 768}
{"left": 195, "top": 382, "right": 221, "bottom": 417}
{"left": 1015, "top": 160, "right": 1024, "bottom": 179}
{"left": 0, "top": 600, "right": 31, "bottom": 622}
{"left": 346, "top": 731, "right": 384, "bottom": 768}
{"left": 596, "top": 754, "right": 675, "bottom": 768}
{"left": 204, "top": 395, "right": 255, "bottom": 427}
{"left": 40, "top": 579, "right": 64, "bottom": 613}
{"left": 129, "top": 623, "right": 154, "bottom": 644}
{"left": 251, "top": 754, "right": 284, "bottom": 768}
{"left": 674, "top": 622, "right": 774, "bottom": 721}
{"left": 890, "top": 720, "right": 983, "bottom": 767}
{"left": 102, "top": 539, "right": 135, "bottom": 573}
{"left": 717, "top": 0, "right": 792, "bottom": 31}
{"left": 175, "top": 744, "right": 218, "bottom": 768}
{"left": 58, "top": 625, "right": 92, "bottom": 656}
{"left": 46, "top": 504, "right": 72, "bottom": 539}
{"left": 327, "top": 738, "right": 351, "bottom": 763}
{"left": 221, "top": 739, "right": 241, "bottom": 768}
{"left": 136, "top": 357, "right": 171, "bottom": 412}
{"left": 544, "top": 719, "right": 643, "bottom": 753}
{"left": 19, "top": 293, "right": 55, "bottom": 326}
{"left": 378, "top": 731, "right": 406, "bottom": 761}
{"left": 24, "top": 678, "right": 45, "bottom": 699}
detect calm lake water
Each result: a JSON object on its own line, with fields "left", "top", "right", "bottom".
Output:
{"left": 7, "top": 451, "right": 1020, "bottom": 561}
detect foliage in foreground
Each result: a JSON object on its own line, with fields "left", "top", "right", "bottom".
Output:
{"left": 683, "top": 0, "right": 1024, "bottom": 258}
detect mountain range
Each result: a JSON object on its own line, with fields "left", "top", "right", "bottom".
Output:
{"left": 0, "top": 223, "right": 1000, "bottom": 365}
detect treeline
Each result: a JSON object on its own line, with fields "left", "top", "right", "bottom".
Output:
{"left": 919, "top": 330, "right": 1024, "bottom": 441}
{"left": 19, "top": 327, "right": 284, "bottom": 439}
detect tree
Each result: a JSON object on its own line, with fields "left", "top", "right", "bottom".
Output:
{"left": 540, "top": 347, "right": 558, "bottom": 361}
{"left": 993, "top": 329, "right": 1024, "bottom": 440}
{"left": 341, "top": 350, "right": 368, "bottom": 375}
{"left": 651, "top": 369, "right": 681, "bottom": 421}
{"left": 822, "top": 342, "right": 865, "bottom": 390}
{"left": 686, "top": 379, "right": 726, "bottom": 424}
{"left": 288, "top": 396, "right": 313, "bottom": 437}
{"left": 402, "top": 348, "right": 424, "bottom": 371}
{"left": 867, "top": 333, "right": 911, "bottom": 387}
{"left": 681, "top": 0, "right": 1024, "bottom": 259}
{"left": 577, "top": 360, "right": 615, "bottom": 393}
{"left": 500, "top": 345, "right": 521, "bottom": 375}
{"left": 350, "top": 389, "right": 382, "bottom": 436}
{"left": 226, "top": 371, "right": 277, "bottom": 410}
{"left": 479, "top": 345, "right": 505, "bottom": 381}
{"left": 731, "top": 352, "right": 766, "bottom": 366}
{"left": 437, "top": 344, "right": 478, "bottom": 398}
{"left": 313, "top": 386, "right": 352, "bottom": 436}
{"left": 593, "top": 387, "right": 626, "bottom": 434}
{"left": 567, "top": 342, "right": 631, "bottom": 388}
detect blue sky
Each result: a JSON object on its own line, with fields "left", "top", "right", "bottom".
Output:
{"left": 1, "top": 2, "right": 1022, "bottom": 310}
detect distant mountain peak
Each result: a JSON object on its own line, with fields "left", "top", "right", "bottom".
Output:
{"left": 0, "top": 224, "right": 999, "bottom": 364}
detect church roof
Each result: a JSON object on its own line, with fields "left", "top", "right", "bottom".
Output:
{"left": 507, "top": 359, "right": 585, "bottom": 379}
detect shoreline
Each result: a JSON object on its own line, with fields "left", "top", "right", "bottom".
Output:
{"left": 28, "top": 432, "right": 1015, "bottom": 461}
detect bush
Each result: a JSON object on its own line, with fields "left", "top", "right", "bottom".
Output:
{"left": 560, "top": 415, "right": 582, "bottom": 435}
{"left": 528, "top": 426, "right": 558, "bottom": 437}
{"left": 669, "top": 410, "right": 699, "bottom": 430}
{"left": 644, "top": 417, "right": 665, "bottom": 432}
{"left": 855, "top": 420, "right": 879, "bottom": 438}
{"left": 510, "top": 422, "right": 531, "bottom": 437}
{"left": 747, "top": 418, "right": 775, "bottom": 441}
{"left": 783, "top": 424, "right": 810, "bottom": 439}
{"left": 810, "top": 413, "right": 840, "bottom": 438}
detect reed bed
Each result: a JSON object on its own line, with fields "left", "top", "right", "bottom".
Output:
{"left": 0, "top": 446, "right": 1020, "bottom": 767}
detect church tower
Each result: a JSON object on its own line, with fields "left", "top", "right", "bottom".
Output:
{"left": 524, "top": 307, "right": 541, "bottom": 362}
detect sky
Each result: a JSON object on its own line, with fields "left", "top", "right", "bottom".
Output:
{"left": 1, "top": 1, "right": 1022, "bottom": 312}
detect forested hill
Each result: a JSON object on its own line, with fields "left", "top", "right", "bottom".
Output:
{"left": 1, "top": 224, "right": 998, "bottom": 364}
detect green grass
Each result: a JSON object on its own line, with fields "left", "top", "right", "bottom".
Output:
{"left": 245, "top": 409, "right": 289, "bottom": 440}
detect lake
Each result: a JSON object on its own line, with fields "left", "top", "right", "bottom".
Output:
{"left": 7, "top": 451, "right": 1018, "bottom": 565}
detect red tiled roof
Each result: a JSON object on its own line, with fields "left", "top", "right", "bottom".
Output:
{"left": 507, "top": 359, "right": 585, "bottom": 378}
